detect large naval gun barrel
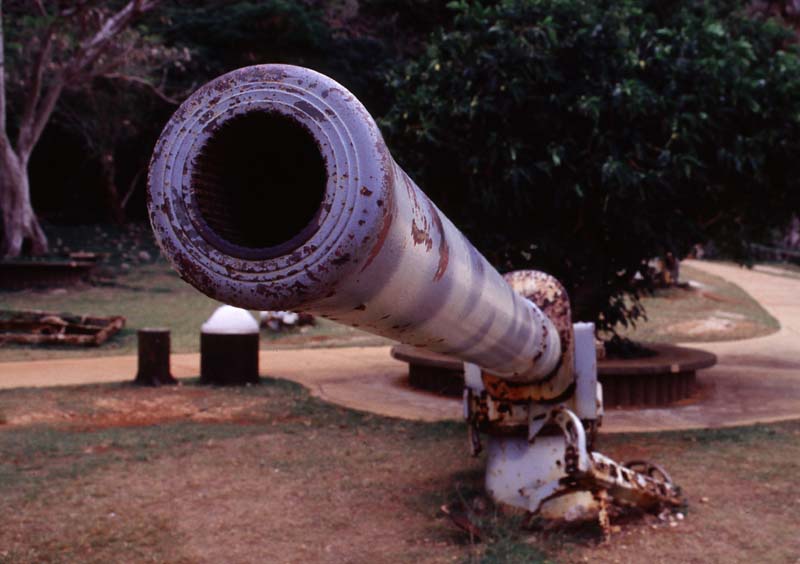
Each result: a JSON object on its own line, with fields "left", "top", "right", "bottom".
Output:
{"left": 147, "top": 64, "right": 564, "bottom": 383}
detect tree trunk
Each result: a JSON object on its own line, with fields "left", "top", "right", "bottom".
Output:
{"left": 101, "top": 152, "right": 126, "bottom": 224}
{"left": 0, "top": 149, "right": 48, "bottom": 257}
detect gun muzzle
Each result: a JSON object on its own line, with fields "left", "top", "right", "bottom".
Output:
{"left": 147, "top": 64, "right": 562, "bottom": 382}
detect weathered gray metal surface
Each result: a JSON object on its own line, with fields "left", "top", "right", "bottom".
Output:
{"left": 485, "top": 407, "right": 682, "bottom": 521}
{"left": 147, "top": 64, "right": 561, "bottom": 382}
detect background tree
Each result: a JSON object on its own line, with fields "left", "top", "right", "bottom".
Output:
{"left": 749, "top": 0, "right": 800, "bottom": 35}
{"left": 0, "top": 0, "right": 161, "bottom": 257}
{"left": 2, "top": 1, "right": 451, "bottom": 233}
{"left": 153, "top": 0, "right": 454, "bottom": 117}
{"left": 55, "top": 41, "right": 189, "bottom": 225}
{"left": 383, "top": 0, "right": 800, "bottom": 331}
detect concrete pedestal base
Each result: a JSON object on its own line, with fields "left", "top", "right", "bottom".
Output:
{"left": 200, "top": 333, "right": 260, "bottom": 386}
{"left": 391, "top": 343, "right": 716, "bottom": 408}
{"left": 599, "top": 344, "right": 716, "bottom": 407}
{"left": 486, "top": 435, "right": 598, "bottom": 521}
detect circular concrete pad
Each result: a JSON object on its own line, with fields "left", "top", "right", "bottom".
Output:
{"left": 392, "top": 342, "right": 719, "bottom": 407}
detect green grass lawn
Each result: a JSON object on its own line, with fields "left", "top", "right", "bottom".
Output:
{"left": 0, "top": 379, "right": 796, "bottom": 563}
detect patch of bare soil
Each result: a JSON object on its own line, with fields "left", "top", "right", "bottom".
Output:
{"left": 3, "top": 386, "right": 274, "bottom": 429}
{"left": 1, "top": 425, "right": 477, "bottom": 563}
{"left": 665, "top": 318, "right": 760, "bottom": 338}
{"left": 0, "top": 383, "right": 480, "bottom": 563}
{"left": 112, "top": 434, "right": 471, "bottom": 564}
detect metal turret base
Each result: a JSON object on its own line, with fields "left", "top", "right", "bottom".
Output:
{"left": 464, "top": 323, "right": 683, "bottom": 528}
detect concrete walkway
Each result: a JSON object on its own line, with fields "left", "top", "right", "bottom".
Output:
{"left": 607, "top": 259, "right": 800, "bottom": 432}
{"left": 1, "top": 260, "right": 799, "bottom": 432}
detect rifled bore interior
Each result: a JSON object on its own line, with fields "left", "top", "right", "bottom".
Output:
{"left": 192, "top": 111, "right": 327, "bottom": 251}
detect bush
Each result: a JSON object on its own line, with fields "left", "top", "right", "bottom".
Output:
{"left": 382, "top": 0, "right": 800, "bottom": 331}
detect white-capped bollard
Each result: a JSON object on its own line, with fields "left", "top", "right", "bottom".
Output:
{"left": 200, "top": 305, "right": 260, "bottom": 386}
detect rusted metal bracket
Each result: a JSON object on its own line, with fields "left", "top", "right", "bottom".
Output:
{"left": 520, "top": 407, "right": 683, "bottom": 515}
{"left": 464, "top": 322, "right": 600, "bottom": 439}
{"left": 467, "top": 322, "right": 682, "bottom": 526}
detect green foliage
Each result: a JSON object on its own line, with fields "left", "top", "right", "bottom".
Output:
{"left": 153, "top": 1, "right": 397, "bottom": 114}
{"left": 383, "top": 0, "right": 800, "bottom": 330}
{"left": 156, "top": 1, "right": 330, "bottom": 74}
{"left": 3, "top": 1, "right": 187, "bottom": 131}
{"left": 472, "top": 536, "right": 551, "bottom": 563}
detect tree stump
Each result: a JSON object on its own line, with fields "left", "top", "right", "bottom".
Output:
{"left": 134, "top": 328, "right": 177, "bottom": 386}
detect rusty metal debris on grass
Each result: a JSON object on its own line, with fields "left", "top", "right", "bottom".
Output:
{"left": 0, "top": 310, "right": 125, "bottom": 346}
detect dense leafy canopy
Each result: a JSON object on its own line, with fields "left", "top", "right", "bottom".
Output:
{"left": 382, "top": 0, "right": 800, "bottom": 328}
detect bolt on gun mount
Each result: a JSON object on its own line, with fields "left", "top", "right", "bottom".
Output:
{"left": 147, "top": 64, "right": 683, "bottom": 526}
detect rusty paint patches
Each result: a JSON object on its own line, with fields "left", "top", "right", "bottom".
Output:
{"left": 256, "top": 283, "right": 276, "bottom": 298}
{"left": 160, "top": 199, "right": 172, "bottom": 220}
{"left": 411, "top": 219, "right": 433, "bottom": 251}
{"left": 427, "top": 200, "right": 450, "bottom": 281}
{"left": 360, "top": 195, "right": 394, "bottom": 273}
{"left": 174, "top": 252, "right": 215, "bottom": 295}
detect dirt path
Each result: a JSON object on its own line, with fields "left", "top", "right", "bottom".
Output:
{"left": 0, "top": 347, "right": 459, "bottom": 422}
{"left": 606, "top": 260, "right": 800, "bottom": 432}
{"left": 1, "top": 260, "right": 799, "bottom": 432}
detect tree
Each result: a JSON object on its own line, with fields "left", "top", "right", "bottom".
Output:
{"left": 0, "top": 0, "right": 161, "bottom": 257}
{"left": 56, "top": 87, "right": 162, "bottom": 225}
{"left": 749, "top": 0, "right": 800, "bottom": 35}
{"left": 383, "top": 0, "right": 800, "bottom": 332}
{"left": 54, "top": 45, "right": 189, "bottom": 225}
